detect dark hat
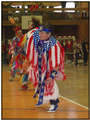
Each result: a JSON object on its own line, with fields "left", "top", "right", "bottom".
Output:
{"left": 39, "top": 25, "right": 52, "bottom": 33}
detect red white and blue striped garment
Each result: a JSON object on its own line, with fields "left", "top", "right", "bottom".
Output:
{"left": 26, "top": 28, "right": 65, "bottom": 96}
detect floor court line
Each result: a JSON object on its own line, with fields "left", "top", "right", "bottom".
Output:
{"left": 60, "top": 95, "right": 88, "bottom": 110}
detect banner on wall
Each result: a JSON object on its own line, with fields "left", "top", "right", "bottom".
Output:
{"left": 22, "top": 15, "right": 42, "bottom": 30}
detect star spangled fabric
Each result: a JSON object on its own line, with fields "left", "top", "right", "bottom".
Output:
{"left": 33, "top": 30, "right": 56, "bottom": 53}
{"left": 26, "top": 28, "right": 66, "bottom": 98}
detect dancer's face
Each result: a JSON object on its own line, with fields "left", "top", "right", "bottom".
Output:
{"left": 39, "top": 31, "right": 51, "bottom": 41}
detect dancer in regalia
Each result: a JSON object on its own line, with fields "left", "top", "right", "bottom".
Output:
{"left": 26, "top": 25, "right": 66, "bottom": 112}
{"left": 9, "top": 26, "right": 24, "bottom": 81}
{"left": 19, "top": 18, "right": 40, "bottom": 90}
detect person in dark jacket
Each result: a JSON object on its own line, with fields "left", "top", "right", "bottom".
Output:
{"left": 82, "top": 40, "right": 88, "bottom": 65}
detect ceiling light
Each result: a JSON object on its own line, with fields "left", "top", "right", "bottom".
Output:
{"left": 15, "top": 11, "right": 20, "bottom": 13}
{"left": 46, "top": 6, "right": 49, "bottom": 8}
{"left": 53, "top": 10, "right": 62, "bottom": 13}
{"left": 25, "top": 6, "right": 28, "bottom": 9}
{"left": 54, "top": 5, "right": 62, "bottom": 8}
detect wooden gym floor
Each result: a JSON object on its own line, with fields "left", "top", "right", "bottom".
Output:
{"left": 2, "top": 64, "right": 88, "bottom": 119}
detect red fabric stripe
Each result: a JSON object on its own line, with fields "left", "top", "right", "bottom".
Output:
{"left": 26, "top": 29, "right": 36, "bottom": 60}
{"left": 26, "top": 28, "right": 38, "bottom": 61}
{"left": 34, "top": 72, "right": 38, "bottom": 87}
{"left": 30, "top": 28, "right": 38, "bottom": 34}
{"left": 48, "top": 48, "right": 53, "bottom": 71}
{"left": 31, "top": 44, "right": 35, "bottom": 65}
{"left": 44, "top": 79, "right": 54, "bottom": 96}
{"left": 57, "top": 41, "right": 65, "bottom": 80}
{"left": 55, "top": 44, "right": 58, "bottom": 68}
{"left": 57, "top": 41, "right": 63, "bottom": 65}
{"left": 26, "top": 35, "right": 33, "bottom": 60}
{"left": 41, "top": 54, "right": 47, "bottom": 73}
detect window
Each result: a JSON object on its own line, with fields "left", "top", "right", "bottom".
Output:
{"left": 65, "top": 2, "right": 75, "bottom": 12}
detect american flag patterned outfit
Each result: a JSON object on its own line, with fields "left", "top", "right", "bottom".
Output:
{"left": 26, "top": 28, "right": 65, "bottom": 104}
